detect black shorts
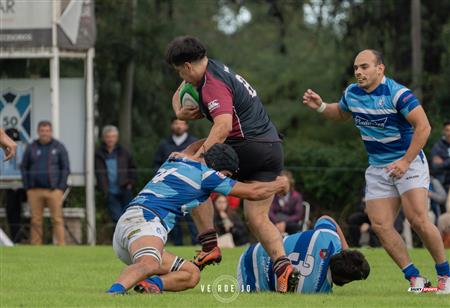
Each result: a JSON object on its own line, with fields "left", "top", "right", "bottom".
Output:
{"left": 225, "top": 139, "right": 284, "bottom": 182}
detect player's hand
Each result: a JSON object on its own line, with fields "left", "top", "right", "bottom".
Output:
{"left": 432, "top": 156, "right": 444, "bottom": 165}
{"left": 176, "top": 106, "right": 204, "bottom": 121}
{"left": 1, "top": 142, "right": 16, "bottom": 161}
{"left": 169, "top": 151, "right": 191, "bottom": 160}
{"left": 169, "top": 151, "right": 200, "bottom": 163}
{"left": 1, "top": 138, "right": 17, "bottom": 161}
{"left": 386, "top": 158, "right": 410, "bottom": 179}
{"left": 302, "top": 89, "right": 324, "bottom": 110}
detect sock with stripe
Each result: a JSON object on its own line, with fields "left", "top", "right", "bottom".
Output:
{"left": 198, "top": 229, "right": 217, "bottom": 252}
{"left": 273, "top": 256, "right": 291, "bottom": 277}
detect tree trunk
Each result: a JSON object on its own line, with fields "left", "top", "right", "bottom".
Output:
{"left": 118, "top": 0, "right": 137, "bottom": 150}
{"left": 411, "top": 0, "right": 423, "bottom": 102}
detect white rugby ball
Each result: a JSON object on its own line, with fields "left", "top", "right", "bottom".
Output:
{"left": 181, "top": 92, "right": 199, "bottom": 108}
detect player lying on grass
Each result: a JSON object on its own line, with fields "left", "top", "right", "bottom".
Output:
{"left": 107, "top": 143, "right": 290, "bottom": 294}
{"left": 237, "top": 216, "right": 370, "bottom": 293}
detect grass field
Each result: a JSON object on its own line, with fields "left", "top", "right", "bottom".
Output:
{"left": 0, "top": 246, "right": 449, "bottom": 307}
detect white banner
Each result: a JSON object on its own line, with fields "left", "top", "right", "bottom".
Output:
{"left": 0, "top": 78, "right": 86, "bottom": 185}
{"left": 0, "top": 0, "right": 52, "bottom": 29}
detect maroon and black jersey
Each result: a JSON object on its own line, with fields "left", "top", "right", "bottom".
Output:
{"left": 196, "top": 59, "right": 281, "bottom": 142}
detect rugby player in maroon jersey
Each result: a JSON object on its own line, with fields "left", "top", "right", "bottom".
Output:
{"left": 165, "top": 36, "right": 298, "bottom": 293}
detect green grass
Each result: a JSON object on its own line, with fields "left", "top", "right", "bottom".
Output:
{"left": 0, "top": 246, "right": 449, "bottom": 307}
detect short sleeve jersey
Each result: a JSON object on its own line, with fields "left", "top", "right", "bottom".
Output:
{"left": 338, "top": 76, "right": 421, "bottom": 166}
{"left": 128, "top": 157, "right": 236, "bottom": 231}
{"left": 196, "top": 59, "right": 280, "bottom": 142}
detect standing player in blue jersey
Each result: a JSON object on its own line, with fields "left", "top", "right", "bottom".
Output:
{"left": 107, "top": 144, "right": 290, "bottom": 295}
{"left": 238, "top": 216, "right": 370, "bottom": 293}
{"left": 165, "top": 36, "right": 298, "bottom": 293}
{"left": 302, "top": 49, "right": 449, "bottom": 293}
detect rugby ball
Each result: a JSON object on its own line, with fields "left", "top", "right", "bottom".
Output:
{"left": 179, "top": 83, "right": 200, "bottom": 108}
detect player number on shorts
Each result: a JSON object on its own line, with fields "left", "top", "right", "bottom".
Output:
{"left": 152, "top": 168, "right": 178, "bottom": 183}
{"left": 235, "top": 74, "right": 257, "bottom": 98}
{"left": 288, "top": 252, "right": 314, "bottom": 277}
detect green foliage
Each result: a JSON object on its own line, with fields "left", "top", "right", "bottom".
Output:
{"left": 91, "top": 0, "right": 450, "bottom": 213}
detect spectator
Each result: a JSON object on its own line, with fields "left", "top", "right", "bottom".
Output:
{"left": 95, "top": 125, "right": 137, "bottom": 223}
{"left": 153, "top": 117, "right": 197, "bottom": 168}
{"left": 437, "top": 189, "right": 450, "bottom": 248}
{"left": 3, "top": 128, "right": 26, "bottom": 243}
{"left": 153, "top": 118, "right": 198, "bottom": 245}
{"left": 429, "top": 176, "right": 448, "bottom": 223}
{"left": 211, "top": 192, "right": 241, "bottom": 210}
{"left": 347, "top": 195, "right": 380, "bottom": 247}
{"left": 213, "top": 194, "right": 248, "bottom": 247}
{"left": 430, "top": 120, "right": 450, "bottom": 191}
{"left": 21, "top": 121, "right": 70, "bottom": 245}
{"left": 269, "top": 170, "right": 304, "bottom": 235}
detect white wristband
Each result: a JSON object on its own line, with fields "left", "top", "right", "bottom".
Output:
{"left": 316, "top": 102, "right": 327, "bottom": 113}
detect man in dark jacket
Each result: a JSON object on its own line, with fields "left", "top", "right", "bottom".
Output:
{"left": 95, "top": 125, "right": 137, "bottom": 223}
{"left": 153, "top": 117, "right": 198, "bottom": 245}
{"left": 430, "top": 120, "right": 450, "bottom": 191}
{"left": 153, "top": 117, "right": 197, "bottom": 169}
{"left": 21, "top": 121, "right": 70, "bottom": 245}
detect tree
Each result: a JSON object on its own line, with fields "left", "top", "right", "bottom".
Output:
{"left": 411, "top": 0, "right": 423, "bottom": 101}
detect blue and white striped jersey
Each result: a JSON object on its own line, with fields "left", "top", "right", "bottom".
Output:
{"left": 338, "top": 76, "right": 421, "bottom": 166}
{"left": 237, "top": 218, "right": 342, "bottom": 293}
{"left": 127, "top": 157, "right": 236, "bottom": 231}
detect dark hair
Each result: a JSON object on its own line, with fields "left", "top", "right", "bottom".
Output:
{"left": 443, "top": 120, "right": 450, "bottom": 128}
{"left": 368, "top": 49, "right": 384, "bottom": 65}
{"left": 204, "top": 143, "right": 239, "bottom": 175}
{"left": 330, "top": 250, "right": 370, "bottom": 286}
{"left": 37, "top": 120, "right": 52, "bottom": 129}
{"left": 165, "top": 36, "right": 207, "bottom": 66}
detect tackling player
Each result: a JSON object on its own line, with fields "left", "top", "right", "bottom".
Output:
{"left": 107, "top": 143, "right": 289, "bottom": 294}
{"left": 237, "top": 216, "right": 370, "bottom": 293}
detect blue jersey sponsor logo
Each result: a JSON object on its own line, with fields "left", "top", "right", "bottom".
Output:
{"left": 354, "top": 116, "right": 388, "bottom": 128}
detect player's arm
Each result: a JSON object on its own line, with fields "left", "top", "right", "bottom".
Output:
{"left": 0, "top": 128, "right": 16, "bottom": 161}
{"left": 302, "top": 89, "right": 351, "bottom": 121}
{"left": 194, "top": 114, "right": 232, "bottom": 158}
{"left": 182, "top": 139, "right": 206, "bottom": 155}
{"left": 172, "top": 81, "right": 203, "bottom": 121}
{"left": 319, "top": 215, "right": 349, "bottom": 250}
{"left": 228, "top": 176, "right": 289, "bottom": 201}
{"left": 402, "top": 106, "right": 431, "bottom": 163}
{"left": 387, "top": 106, "right": 431, "bottom": 177}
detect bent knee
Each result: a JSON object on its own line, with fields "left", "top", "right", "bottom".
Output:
{"left": 370, "top": 220, "right": 395, "bottom": 234}
{"left": 136, "top": 256, "right": 161, "bottom": 275}
{"left": 183, "top": 262, "right": 201, "bottom": 289}
{"left": 188, "top": 270, "right": 201, "bottom": 288}
{"left": 245, "top": 214, "right": 270, "bottom": 228}
{"left": 409, "top": 217, "right": 432, "bottom": 232}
